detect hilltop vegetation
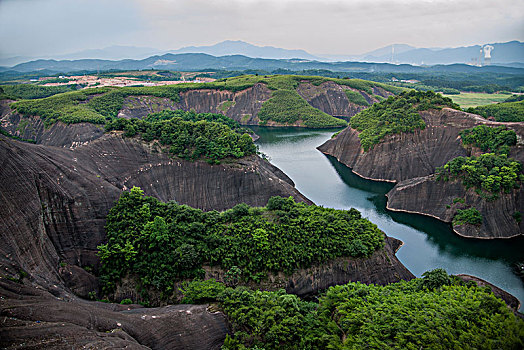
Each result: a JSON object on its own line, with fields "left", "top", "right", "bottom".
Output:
{"left": 178, "top": 270, "right": 524, "bottom": 350}
{"left": 436, "top": 153, "right": 522, "bottom": 199}
{"left": 435, "top": 125, "right": 522, "bottom": 227}
{"left": 466, "top": 100, "right": 524, "bottom": 122}
{"left": 459, "top": 125, "right": 517, "bottom": 155}
{"left": 0, "top": 83, "right": 81, "bottom": 100}
{"left": 105, "top": 113, "right": 256, "bottom": 163}
{"left": 6, "top": 74, "right": 406, "bottom": 129}
{"left": 98, "top": 188, "right": 385, "bottom": 295}
{"left": 350, "top": 90, "right": 459, "bottom": 151}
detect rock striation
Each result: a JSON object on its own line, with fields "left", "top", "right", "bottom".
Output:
{"left": 386, "top": 176, "right": 523, "bottom": 238}
{"left": 296, "top": 81, "right": 391, "bottom": 119}
{"left": 117, "top": 84, "right": 273, "bottom": 125}
{"left": 319, "top": 108, "right": 524, "bottom": 238}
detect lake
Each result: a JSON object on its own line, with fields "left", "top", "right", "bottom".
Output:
{"left": 250, "top": 126, "right": 524, "bottom": 311}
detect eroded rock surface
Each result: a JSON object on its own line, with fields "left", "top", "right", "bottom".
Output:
{"left": 319, "top": 108, "right": 524, "bottom": 238}
{"left": 0, "top": 279, "right": 229, "bottom": 350}
{"left": 117, "top": 83, "right": 272, "bottom": 125}
{"left": 387, "top": 176, "right": 523, "bottom": 238}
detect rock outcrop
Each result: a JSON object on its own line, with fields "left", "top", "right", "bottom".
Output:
{"left": 296, "top": 81, "right": 390, "bottom": 119}
{"left": 117, "top": 84, "right": 273, "bottom": 125}
{"left": 0, "top": 279, "right": 229, "bottom": 349}
{"left": 387, "top": 176, "right": 523, "bottom": 238}
{"left": 0, "top": 133, "right": 310, "bottom": 287}
{"left": 319, "top": 108, "right": 524, "bottom": 238}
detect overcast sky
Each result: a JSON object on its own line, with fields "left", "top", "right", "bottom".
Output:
{"left": 1, "top": 0, "right": 523, "bottom": 58}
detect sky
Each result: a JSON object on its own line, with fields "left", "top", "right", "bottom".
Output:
{"left": 0, "top": 0, "right": 523, "bottom": 58}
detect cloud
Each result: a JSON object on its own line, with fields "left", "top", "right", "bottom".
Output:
{"left": 1, "top": 0, "right": 522, "bottom": 58}
{"left": 132, "top": 0, "right": 524, "bottom": 54}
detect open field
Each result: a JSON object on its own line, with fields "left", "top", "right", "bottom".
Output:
{"left": 443, "top": 92, "right": 512, "bottom": 108}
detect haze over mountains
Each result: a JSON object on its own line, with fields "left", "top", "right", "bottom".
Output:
{"left": 1, "top": 40, "right": 523, "bottom": 70}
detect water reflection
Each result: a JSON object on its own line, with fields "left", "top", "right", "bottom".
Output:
{"left": 251, "top": 126, "right": 524, "bottom": 310}
{"left": 327, "top": 154, "right": 524, "bottom": 263}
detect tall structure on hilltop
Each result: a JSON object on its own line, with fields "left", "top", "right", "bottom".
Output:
{"left": 483, "top": 45, "right": 494, "bottom": 66}
{"left": 479, "top": 47, "right": 484, "bottom": 66}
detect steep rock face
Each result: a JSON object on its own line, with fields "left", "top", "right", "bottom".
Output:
{"left": 0, "top": 279, "right": 229, "bottom": 350}
{"left": 319, "top": 108, "right": 524, "bottom": 238}
{"left": 117, "top": 95, "right": 179, "bottom": 119}
{"left": 1, "top": 100, "right": 104, "bottom": 147}
{"left": 117, "top": 83, "right": 272, "bottom": 125}
{"left": 387, "top": 176, "right": 523, "bottom": 238}
{"left": 319, "top": 108, "right": 524, "bottom": 182}
{"left": 297, "top": 81, "right": 373, "bottom": 118}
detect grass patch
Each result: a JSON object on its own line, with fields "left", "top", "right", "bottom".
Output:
{"left": 345, "top": 90, "right": 370, "bottom": 106}
{"left": 443, "top": 92, "right": 512, "bottom": 109}
{"left": 218, "top": 100, "right": 235, "bottom": 112}
{"left": 259, "top": 89, "right": 347, "bottom": 128}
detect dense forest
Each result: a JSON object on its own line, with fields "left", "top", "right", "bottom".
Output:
{"left": 178, "top": 270, "right": 523, "bottom": 349}
{"left": 105, "top": 115, "right": 256, "bottom": 163}
{"left": 0, "top": 83, "right": 81, "bottom": 100}
{"left": 459, "top": 125, "right": 517, "bottom": 155}
{"left": 466, "top": 100, "right": 524, "bottom": 122}
{"left": 98, "top": 188, "right": 385, "bottom": 298}
{"left": 349, "top": 90, "right": 460, "bottom": 151}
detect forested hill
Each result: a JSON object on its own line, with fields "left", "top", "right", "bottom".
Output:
{"left": 3, "top": 75, "right": 403, "bottom": 129}
{"left": 5, "top": 52, "right": 524, "bottom": 75}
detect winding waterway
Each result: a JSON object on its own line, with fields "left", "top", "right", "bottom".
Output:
{"left": 250, "top": 126, "right": 524, "bottom": 311}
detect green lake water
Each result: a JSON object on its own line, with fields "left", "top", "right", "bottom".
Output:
{"left": 250, "top": 126, "right": 524, "bottom": 311}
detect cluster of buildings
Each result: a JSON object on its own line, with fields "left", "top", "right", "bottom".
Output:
{"left": 38, "top": 75, "right": 215, "bottom": 88}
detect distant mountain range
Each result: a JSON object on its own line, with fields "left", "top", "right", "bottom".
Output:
{"left": 351, "top": 41, "right": 524, "bottom": 65}
{"left": 169, "top": 40, "right": 321, "bottom": 61}
{"left": 4, "top": 52, "right": 523, "bottom": 76}
{"left": 2, "top": 40, "right": 522, "bottom": 68}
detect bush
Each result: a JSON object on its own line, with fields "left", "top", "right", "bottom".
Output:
{"left": 460, "top": 125, "right": 516, "bottom": 155}
{"left": 436, "top": 153, "right": 522, "bottom": 197}
{"left": 421, "top": 268, "right": 451, "bottom": 290}
{"left": 453, "top": 208, "right": 483, "bottom": 226}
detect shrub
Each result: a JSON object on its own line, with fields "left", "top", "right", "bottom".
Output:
{"left": 453, "top": 208, "right": 483, "bottom": 226}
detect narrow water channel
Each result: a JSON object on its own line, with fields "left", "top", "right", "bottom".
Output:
{"left": 250, "top": 126, "right": 524, "bottom": 311}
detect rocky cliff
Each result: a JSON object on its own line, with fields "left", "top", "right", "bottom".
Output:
{"left": 116, "top": 84, "right": 273, "bottom": 125}
{"left": 0, "top": 130, "right": 315, "bottom": 348}
{"left": 0, "top": 278, "right": 229, "bottom": 349}
{"left": 296, "top": 81, "right": 391, "bottom": 118}
{"left": 319, "top": 108, "right": 524, "bottom": 238}
{"left": 387, "top": 176, "right": 523, "bottom": 238}
{"left": 114, "top": 81, "right": 384, "bottom": 126}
